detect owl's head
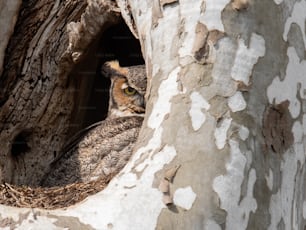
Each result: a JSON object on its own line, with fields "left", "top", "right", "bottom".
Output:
{"left": 101, "top": 60, "right": 147, "bottom": 118}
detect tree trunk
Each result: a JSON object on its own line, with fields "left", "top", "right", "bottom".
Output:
{"left": 1, "top": 0, "right": 306, "bottom": 229}
{"left": 0, "top": 0, "right": 120, "bottom": 186}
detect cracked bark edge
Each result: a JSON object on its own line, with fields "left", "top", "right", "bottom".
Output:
{"left": 115, "top": 0, "right": 139, "bottom": 39}
{"left": 66, "top": 0, "right": 121, "bottom": 63}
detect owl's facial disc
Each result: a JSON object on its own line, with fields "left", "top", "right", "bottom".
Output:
{"left": 120, "top": 82, "right": 145, "bottom": 113}
{"left": 109, "top": 78, "right": 145, "bottom": 118}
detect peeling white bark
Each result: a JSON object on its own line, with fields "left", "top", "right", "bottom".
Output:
{"left": 173, "top": 186, "right": 197, "bottom": 210}
{"left": 238, "top": 125, "right": 249, "bottom": 141}
{"left": 265, "top": 168, "right": 274, "bottom": 191}
{"left": 189, "top": 92, "right": 210, "bottom": 131}
{"left": 214, "top": 117, "right": 232, "bottom": 149}
{"left": 231, "top": 33, "right": 265, "bottom": 85}
{"left": 213, "top": 140, "right": 257, "bottom": 230}
{"left": 228, "top": 91, "right": 246, "bottom": 112}
{"left": 274, "top": 0, "right": 284, "bottom": 5}
{"left": 178, "top": 0, "right": 202, "bottom": 59}
{"left": 200, "top": 0, "right": 230, "bottom": 31}
{"left": 148, "top": 67, "right": 180, "bottom": 129}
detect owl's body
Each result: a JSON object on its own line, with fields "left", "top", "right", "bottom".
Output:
{"left": 41, "top": 61, "right": 146, "bottom": 187}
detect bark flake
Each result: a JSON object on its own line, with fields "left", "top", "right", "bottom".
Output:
{"left": 262, "top": 100, "right": 294, "bottom": 154}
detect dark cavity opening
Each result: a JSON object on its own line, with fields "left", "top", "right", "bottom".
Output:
{"left": 69, "top": 22, "right": 144, "bottom": 133}
{"left": 11, "top": 130, "right": 31, "bottom": 158}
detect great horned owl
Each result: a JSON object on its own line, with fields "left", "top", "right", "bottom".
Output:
{"left": 41, "top": 61, "right": 146, "bottom": 187}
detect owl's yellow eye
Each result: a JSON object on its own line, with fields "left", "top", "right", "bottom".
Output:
{"left": 124, "top": 86, "right": 137, "bottom": 95}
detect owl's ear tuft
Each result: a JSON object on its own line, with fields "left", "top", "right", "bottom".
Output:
{"left": 101, "top": 60, "right": 128, "bottom": 78}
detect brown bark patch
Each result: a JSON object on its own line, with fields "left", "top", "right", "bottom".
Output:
{"left": 0, "top": 0, "right": 56, "bottom": 103}
{"left": 231, "top": 0, "right": 250, "bottom": 11}
{"left": 193, "top": 22, "right": 225, "bottom": 64}
{"left": 49, "top": 214, "right": 95, "bottom": 230}
{"left": 160, "top": 0, "right": 178, "bottom": 7}
{"left": 262, "top": 100, "right": 294, "bottom": 154}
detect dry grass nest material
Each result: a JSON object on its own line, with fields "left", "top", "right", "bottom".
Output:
{"left": 0, "top": 175, "right": 113, "bottom": 210}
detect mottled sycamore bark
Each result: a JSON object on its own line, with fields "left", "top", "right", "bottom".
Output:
{"left": 0, "top": 0, "right": 306, "bottom": 230}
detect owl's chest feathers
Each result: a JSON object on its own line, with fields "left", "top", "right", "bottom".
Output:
{"left": 108, "top": 108, "right": 145, "bottom": 118}
{"left": 77, "top": 116, "right": 143, "bottom": 176}
{"left": 41, "top": 116, "right": 144, "bottom": 187}
{"left": 78, "top": 116, "right": 143, "bottom": 150}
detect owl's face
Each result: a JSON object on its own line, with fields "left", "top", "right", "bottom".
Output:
{"left": 102, "top": 61, "right": 146, "bottom": 118}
